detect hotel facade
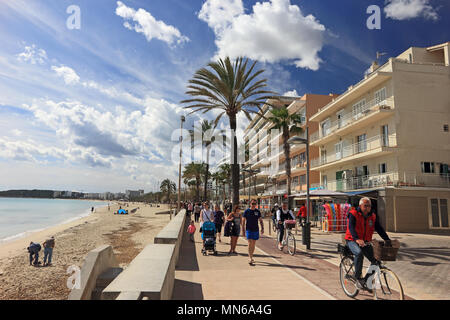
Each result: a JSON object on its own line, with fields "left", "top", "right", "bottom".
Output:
{"left": 239, "top": 42, "right": 450, "bottom": 233}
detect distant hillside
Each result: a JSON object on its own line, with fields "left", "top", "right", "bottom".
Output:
{"left": 0, "top": 190, "right": 55, "bottom": 198}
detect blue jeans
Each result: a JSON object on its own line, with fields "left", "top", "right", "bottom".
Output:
{"left": 44, "top": 247, "right": 53, "bottom": 264}
{"left": 347, "top": 240, "right": 377, "bottom": 279}
{"left": 29, "top": 251, "right": 39, "bottom": 265}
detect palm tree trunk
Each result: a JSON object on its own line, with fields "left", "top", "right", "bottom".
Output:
{"left": 196, "top": 177, "right": 200, "bottom": 201}
{"left": 283, "top": 125, "right": 292, "bottom": 209}
{"left": 229, "top": 113, "right": 240, "bottom": 208}
{"left": 204, "top": 146, "right": 210, "bottom": 201}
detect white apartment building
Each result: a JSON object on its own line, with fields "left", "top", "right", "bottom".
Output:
{"left": 309, "top": 42, "right": 450, "bottom": 232}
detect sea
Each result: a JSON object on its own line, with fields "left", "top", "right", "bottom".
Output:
{"left": 0, "top": 197, "right": 108, "bottom": 243}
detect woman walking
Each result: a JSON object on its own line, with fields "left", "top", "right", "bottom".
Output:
{"left": 225, "top": 205, "right": 242, "bottom": 255}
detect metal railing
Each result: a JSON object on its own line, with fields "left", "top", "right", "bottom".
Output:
{"left": 311, "top": 97, "right": 394, "bottom": 143}
{"left": 321, "top": 171, "right": 450, "bottom": 191}
{"left": 311, "top": 134, "right": 397, "bottom": 168}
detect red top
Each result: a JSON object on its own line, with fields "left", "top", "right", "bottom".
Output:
{"left": 297, "top": 206, "right": 307, "bottom": 218}
{"left": 187, "top": 224, "right": 196, "bottom": 234}
{"left": 344, "top": 208, "right": 376, "bottom": 242}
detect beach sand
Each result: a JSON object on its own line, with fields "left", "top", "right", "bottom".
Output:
{"left": 0, "top": 202, "right": 171, "bottom": 300}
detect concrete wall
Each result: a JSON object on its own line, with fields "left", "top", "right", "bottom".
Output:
{"left": 68, "top": 245, "right": 118, "bottom": 300}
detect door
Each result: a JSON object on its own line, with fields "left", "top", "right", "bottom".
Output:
{"left": 335, "top": 142, "right": 343, "bottom": 160}
{"left": 336, "top": 171, "right": 344, "bottom": 191}
{"left": 381, "top": 125, "right": 389, "bottom": 147}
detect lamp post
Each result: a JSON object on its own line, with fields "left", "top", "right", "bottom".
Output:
{"left": 177, "top": 115, "right": 186, "bottom": 211}
{"left": 287, "top": 127, "right": 311, "bottom": 250}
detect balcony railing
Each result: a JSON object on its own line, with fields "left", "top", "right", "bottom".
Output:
{"left": 311, "top": 134, "right": 397, "bottom": 168}
{"left": 322, "top": 172, "right": 450, "bottom": 191}
{"left": 311, "top": 97, "right": 394, "bottom": 143}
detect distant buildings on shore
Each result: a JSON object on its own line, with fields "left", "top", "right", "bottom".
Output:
{"left": 52, "top": 189, "right": 144, "bottom": 200}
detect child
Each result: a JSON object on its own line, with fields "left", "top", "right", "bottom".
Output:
{"left": 187, "top": 221, "right": 196, "bottom": 242}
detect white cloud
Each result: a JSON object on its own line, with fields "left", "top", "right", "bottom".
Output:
{"left": 16, "top": 44, "right": 48, "bottom": 65}
{"left": 384, "top": 0, "right": 439, "bottom": 21}
{"left": 115, "top": 1, "right": 189, "bottom": 46}
{"left": 51, "top": 65, "right": 80, "bottom": 85}
{"left": 283, "top": 89, "right": 299, "bottom": 97}
{"left": 199, "top": 0, "right": 326, "bottom": 70}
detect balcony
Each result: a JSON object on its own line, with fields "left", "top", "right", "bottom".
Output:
{"left": 310, "top": 97, "right": 394, "bottom": 146}
{"left": 311, "top": 134, "right": 397, "bottom": 170}
{"left": 322, "top": 172, "right": 450, "bottom": 191}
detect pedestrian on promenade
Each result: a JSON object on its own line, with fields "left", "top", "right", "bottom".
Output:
{"left": 43, "top": 236, "right": 55, "bottom": 266}
{"left": 297, "top": 203, "right": 307, "bottom": 226}
{"left": 187, "top": 202, "right": 193, "bottom": 216}
{"left": 194, "top": 203, "right": 201, "bottom": 223}
{"left": 276, "top": 202, "right": 296, "bottom": 250}
{"left": 187, "top": 221, "right": 196, "bottom": 242}
{"left": 200, "top": 202, "right": 214, "bottom": 252}
{"left": 213, "top": 204, "right": 225, "bottom": 243}
{"left": 225, "top": 205, "right": 242, "bottom": 255}
{"left": 27, "top": 242, "right": 41, "bottom": 266}
{"left": 242, "top": 200, "right": 264, "bottom": 265}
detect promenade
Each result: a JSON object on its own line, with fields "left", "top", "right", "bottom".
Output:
{"left": 172, "top": 216, "right": 449, "bottom": 300}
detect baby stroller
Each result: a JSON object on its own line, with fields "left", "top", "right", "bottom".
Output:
{"left": 201, "top": 221, "right": 217, "bottom": 256}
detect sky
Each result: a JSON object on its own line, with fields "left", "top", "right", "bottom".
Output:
{"left": 0, "top": 0, "right": 449, "bottom": 193}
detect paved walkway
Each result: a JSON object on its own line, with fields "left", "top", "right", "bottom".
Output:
{"left": 173, "top": 217, "right": 449, "bottom": 300}
{"left": 173, "top": 218, "right": 334, "bottom": 300}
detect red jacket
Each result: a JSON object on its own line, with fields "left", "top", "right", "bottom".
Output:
{"left": 345, "top": 207, "right": 377, "bottom": 242}
{"left": 297, "top": 206, "right": 307, "bottom": 218}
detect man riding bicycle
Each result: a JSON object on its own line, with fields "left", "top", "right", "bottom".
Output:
{"left": 276, "top": 202, "right": 296, "bottom": 250}
{"left": 345, "top": 197, "right": 391, "bottom": 289}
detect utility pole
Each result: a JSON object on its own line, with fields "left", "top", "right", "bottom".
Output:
{"left": 177, "top": 115, "right": 185, "bottom": 211}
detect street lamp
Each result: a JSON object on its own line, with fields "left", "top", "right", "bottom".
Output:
{"left": 287, "top": 127, "right": 311, "bottom": 250}
{"left": 177, "top": 115, "right": 186, "bottom": 211}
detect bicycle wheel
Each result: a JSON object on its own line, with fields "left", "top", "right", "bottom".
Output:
{"left": 372, "top": 268, "right": 404, "bottom": 300}
{"left": 339, "top": 256, "right": 359, "bottom": 298}
{"left": 287, "top": 232, "right": 296, "bottom": 255}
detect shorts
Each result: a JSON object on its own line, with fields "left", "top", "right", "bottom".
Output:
{"left": 246, "top": 230, "right": 260, "bottom": 240}
{"left": 215, "top": 223, "right": 222, "bottom": 233}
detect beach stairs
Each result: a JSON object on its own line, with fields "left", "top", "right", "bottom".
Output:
{"left": 91, "top": 267, "right": 123, "bottom": 300}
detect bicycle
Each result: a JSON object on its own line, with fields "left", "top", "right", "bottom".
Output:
{"left": 338, "top": 241, "right": 404, "bottom": 300}
{"left": 275, "top": 220, "right": 297, "bottom": 256}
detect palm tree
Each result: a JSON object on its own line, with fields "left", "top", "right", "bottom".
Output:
{"left": 267, "top": 106, "right": 304, "bottom": 208}
{"left": 191, "top": 120, "right": 218, "bottom": 201}
{"left": 160, "top": 179, "right": 176, "bottom": 204}
{"left": 182, "top": 162, "right": 206, "bottom": 201}
{"left": 218, "top": 163, "right": 231, "bottom": 203}
{"left": 181, "top": 57, "right": 275, "bottom": 207}
{"left": 211, "top": 171, "right": 222, "bottom": 203}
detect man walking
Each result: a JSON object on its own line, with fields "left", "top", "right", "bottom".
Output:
{"left": 242, "top": 200, "right": 264, "bottom": 266}
{"left": 43, "top": 236, "right": 55, "bottom": 266}
{"left": 194, "top": 202, "right": 201, "bottom": 223}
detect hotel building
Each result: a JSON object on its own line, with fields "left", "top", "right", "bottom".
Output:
{"left": 309, "top": 42, "right": 450, "bottom": 232}
{"left": 240, "top": 94, "right": 338, "bottom": 209}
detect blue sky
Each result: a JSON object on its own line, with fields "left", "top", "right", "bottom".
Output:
{"left": 0, "top": 0, "right": 449, "bottom": 193}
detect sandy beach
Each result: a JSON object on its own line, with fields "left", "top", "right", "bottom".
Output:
{"left": 0, "top": 202, "right": 171, "bottom": 300}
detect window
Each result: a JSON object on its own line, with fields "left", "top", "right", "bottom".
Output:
{"left": 320, "top": 149, "right": 327, "bottom": 165}
{"left": 292, "top": 176, "right": 298, "bottom": 186}
{"left": 352, "top": 99, "right": 366, "bottom": 119}
{"left": 321, "top": 118, "right": 331, "bottom": 136}
{"left": 375, "top": 87, "right": 387, "bottom": 104}
{"left": 379, "top": 163, "right": 387, "bottom": 174}
{"left": 336, "top": 110, "right": 345, "bottom": 129}
{"left": 322, "top": 175, "right": 328, "bottom": 188}
{"left": 299, "top": 175, "right": 306, "bottom": 186}
{"left": 299, "top": 152, "right": 306, "bottom": 165}
{"left": 335, "top": 142, "right": 343, "bottom": 160}
{"left": 430, "top": 198, "right": 449, "bottom": 228}
{"left": 357, "top": 134, "right": 367, "bottom": 153}
{"left": 421, "top": 162, "right": 435, "bottom": 174}
{"left": 381, "top": 125, "right": 389, "bottom": 146}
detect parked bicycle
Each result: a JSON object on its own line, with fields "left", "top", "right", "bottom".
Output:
{"left": 338, "top": 240, "right": 404, "bottom": 300}
{"left": 275, "top": 220, "right": 297, "bottom": 256}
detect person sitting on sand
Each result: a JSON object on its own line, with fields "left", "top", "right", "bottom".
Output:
{"left": 43, "top": 236, "right": 55, "bottom": 267}
{"left": 27, "top": 242, "right": 41, "bottom": 266}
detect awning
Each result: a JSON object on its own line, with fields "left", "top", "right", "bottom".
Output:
{"left": 291, "top": 189, "right": 349, "bottom": 198}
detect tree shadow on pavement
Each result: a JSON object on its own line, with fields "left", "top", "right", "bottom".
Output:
{"left": 253, "top": 261, "right": 316, "bottom": 271}
{"left": 397, "top": 247, "right": 450, "bottom": 262}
